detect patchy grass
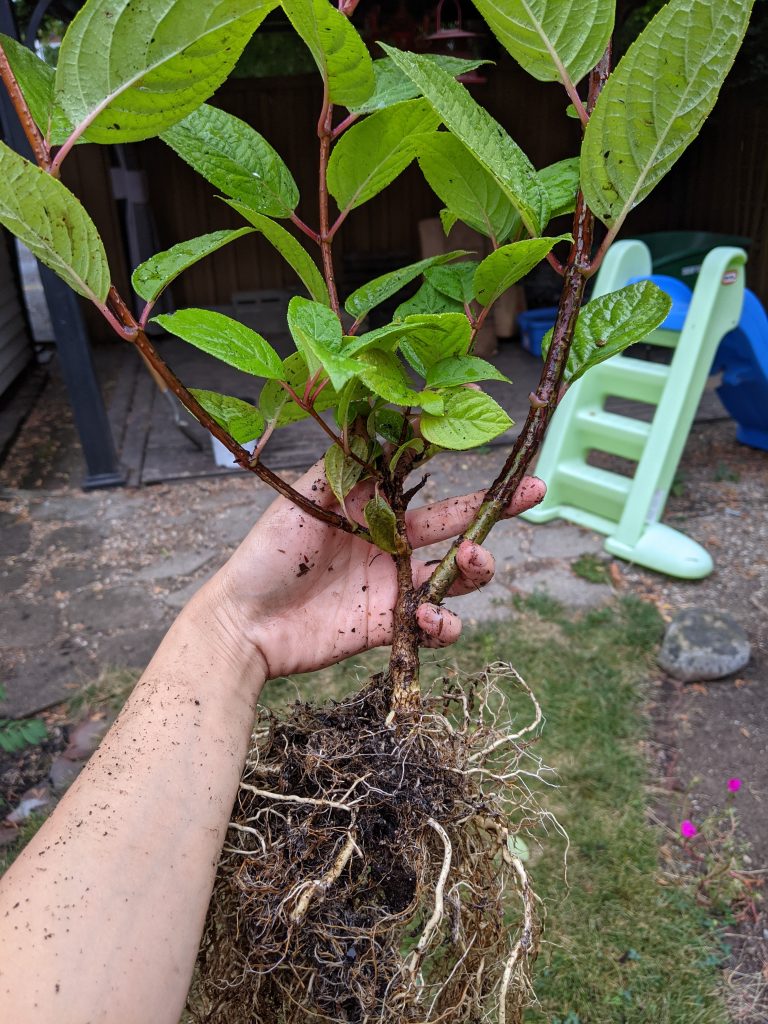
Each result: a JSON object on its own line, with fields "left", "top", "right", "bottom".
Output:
{"left": 66, "top": 666, "right": 139, "bottom": 719}
{"left": 570, "top": 552, "right": 611, "bottom": 585}
{"left": 0, "top": 812, "right": 48, "bottom": 874}
{"left": 274, "top": 595, "right": 731, "bottom": 1023}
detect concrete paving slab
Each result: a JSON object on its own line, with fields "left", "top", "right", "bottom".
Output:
{"left": 508, "top": 566, "right": 612, "bottom": 609}
{"left": 528, "top": 522, "right": 605, "bottom": 560}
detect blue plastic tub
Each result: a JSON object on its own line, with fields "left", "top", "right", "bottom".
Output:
{"left": 517, "top": 307, "right": 558, "bottom": 356}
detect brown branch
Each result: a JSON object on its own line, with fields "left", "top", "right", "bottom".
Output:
{"left": 318, "top": 88, "right": 341, "bottom": 316}
{"left": 421, "top": 46, "right": 612, "bottom": 607}
{"left": 0, "top": 43, "right": 50, "bottom": 168}
{"left": 102, "top": 290, "right": 370, "bottom": 539}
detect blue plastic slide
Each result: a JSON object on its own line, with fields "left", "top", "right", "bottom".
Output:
{"left": 712, "top": 289, "right": 768, "bottom": 452}
{"left": 518, "top": 273, "right": 768, "bottom": 453}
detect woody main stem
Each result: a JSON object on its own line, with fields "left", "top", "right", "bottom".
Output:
{"left": 422, "top": 47, "right": 611, "bottom": 608}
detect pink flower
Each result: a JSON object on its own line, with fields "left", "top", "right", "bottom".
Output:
{"left": 727, "top": 778, "right": 743, "bottom": 793}
{"left": 680, "top": 820, "right": 697, "bottom": 839}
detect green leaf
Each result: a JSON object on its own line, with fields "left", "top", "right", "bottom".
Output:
{"left": 390, "top": 437, "right": 425, "bottom": 473}
{"left": 282, "top": 0, "right": 374, "bottom": 105}
{"left": 224, "top": 201, "right": 329, "bottom": 304}
{"left": 0, "top": 716, "right": 46, "bottom": 754}
{"left": 324, "top": 435, "right": 368, "bottom": 504}
{"left": 0, "top": 142, "right": 110, "bottom": 303}
{"left": 470, "top": 0, "right": 614, "bottom": 85}
{"left": 540, "top": 157, "right": 581, "bottom": 219}
{"left": 132, "top": 228, "right": 253, "bottom": 304}
{"left": 440, "top": 208, "right": 460, "bottom": 235}
{"left": 507, "top": 834, "right": 530, "bottom": 861}
{"left": 259, "top": 352, "right": 337, "bottom": 427}
{"left": 154, "top": 308, "right": 283, "bottom": 379}
{"left": 394, "top": 281, "right": 464, "bottom": 319}
{"left": 162, "top": 104, "right": 298, "bottom": 218}
{"left": 363, "top": 494, "right": 398, "bottom": 553}
{"left": 581, "top": 0, "right": 754, "bottom": 229}
{"left": 287, "top": 297, "right": 359, "bottom": 390}
{"left": 356, "top": 350, "right": 443, "bottom": 414}
{"left": 55, "top": 0, "right": 277, "bottom": 144}
{"left": 367, "top": 408, "right": 408, "bottom": 444}
{"left": 381, "top": 44, "right": 548, "bottom": 236}
{"left": 348, "top": 54, "right": 490, "bottom": 114}
{"left": 0, "top": 34, "right": 73, "bottom": 145}
{"left": 426, "top": 355, "right": 510, "bottom": 389}
{"left": 420, "top": 388, "right": 513, "bottom": 450}
{"left": 541, "top": 281, "right": 672, "bottom": 384}
{"left": 189, "top": 389, "right": 264, "bottom": 443}
{"left": 328, "top": 99, "right": 440, "bottom": 212}
{"left": 474, "top": 235, "right": 570, "bottom": 307}
{"left": 345, "top": 250, "right": 467, "bottom": 322}
{"left": 416, "top": 131, "right": 520, "bottom": 244}
{"left": 424, "top": 261, "right": 477, "bottom": 305}
{"left": 345, "top": 323, "right": 413, "bottom": 356}
{"left": 334, "top": 378, "right": 370, "bottom": 428}
{"left": 398, "top": 313, "right": 473, "bottom": 377}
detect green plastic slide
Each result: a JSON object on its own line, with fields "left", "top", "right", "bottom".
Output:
{"left": 522, "top": 240, "right": 747, "bottom": 579}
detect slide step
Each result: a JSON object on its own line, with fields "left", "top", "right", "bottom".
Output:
{"left": 574, "top": 408, "right": 651, "bottom": 460}
{"left": 557, "top": 460, "right": 631, "bottom": 520}
{"left": 593, "top": 356, "right": 669, "bottom": 404}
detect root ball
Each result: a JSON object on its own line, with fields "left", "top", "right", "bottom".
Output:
{"left": 194, "top": 664, "right": 543, "bottom": 1024}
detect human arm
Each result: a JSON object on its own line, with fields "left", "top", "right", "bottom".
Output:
{"left": 0, "top": 464, "right": 545, "bottom": 1024}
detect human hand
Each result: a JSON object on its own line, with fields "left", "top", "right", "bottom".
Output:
{"left": 205, "top": 462, "right": 545, "bottom": 680}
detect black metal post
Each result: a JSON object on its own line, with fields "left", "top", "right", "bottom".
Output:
{"left": 0, "top": 0, "right": 125, "bottom": 489}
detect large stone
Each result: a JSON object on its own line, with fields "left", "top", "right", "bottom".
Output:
{"left": 658, "top": 608, "right": 751, "bottom": 682}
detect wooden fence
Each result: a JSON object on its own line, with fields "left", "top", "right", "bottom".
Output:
{"left": 65, "top": 56, "right": 768, "bottom": 342}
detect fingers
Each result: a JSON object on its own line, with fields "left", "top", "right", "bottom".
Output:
{"left": 412, "top": 540, "right": 495, "bottom": 596}
{"left": 416, "top": 603, "right": 462, "bottom": 648}
{"left": 287, "top": 458, "right": 338, "bottom": 509}
{"left": 406, "top": 475, "right": 546, "bottom": 549}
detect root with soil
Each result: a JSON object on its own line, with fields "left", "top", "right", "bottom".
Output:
{"left": 193, "top": 664, "right": 547, "bottom": 1024}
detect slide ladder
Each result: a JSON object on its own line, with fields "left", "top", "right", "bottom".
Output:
{"left": 521, "top": 240, "right": 747, "bottom": 579}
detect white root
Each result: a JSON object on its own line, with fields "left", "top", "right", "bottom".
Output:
{"left": 289, "top": 829, "right": 359, "bottom": 924}
{"left": 497, "top": 856, "right": 535, "bottom": 1024}
{"left": 227, "top": 821, "right": 267, "bottom": 855}
{"left": 468, "top": 665, "right": 542, "bottom": 763}
{"left": 406, "top": 818, "right": 453, "bottom": 980}
{"left": 239, "top": 782, "right": 355, "bottom": 813}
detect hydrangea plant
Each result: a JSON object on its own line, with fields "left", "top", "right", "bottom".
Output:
{"left": 0, "top": 1, "right": 753, "bottom": 1019}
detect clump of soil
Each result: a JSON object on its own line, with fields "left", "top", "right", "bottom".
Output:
{"left": 194, "top": 665, "right": 544, "bottom": 1024}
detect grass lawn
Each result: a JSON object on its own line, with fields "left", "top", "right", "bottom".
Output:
{"left": 269, "top": 594, "right": 730, "bottom": 1024}
{"left": 2, "top": 596, "right": 732, "bottom": 1022}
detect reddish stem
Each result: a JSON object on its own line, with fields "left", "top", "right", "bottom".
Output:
{"left": 331, "top": 111, "right": 360, "bottom": 140}
{"left": 318, "top": 87, "right": 341, "bottom": 316}
{"left": 290, "top": 211, "right": 321, "bottom": 246}
{"left": 0, "top": 43, "right": 49, "bottom": 169}
{"left": 421, "top": 46, "right": 612, "bottom": 606}
{"left": 106, "top": 295, "right": 369, "bottom": 537}
{"left": 546, "top": 251, "right": 565, "bottom": 276}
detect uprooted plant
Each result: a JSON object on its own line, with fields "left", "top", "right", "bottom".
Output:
{"left": 0, "top": 0, "right": 753, "bottom": 1018}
